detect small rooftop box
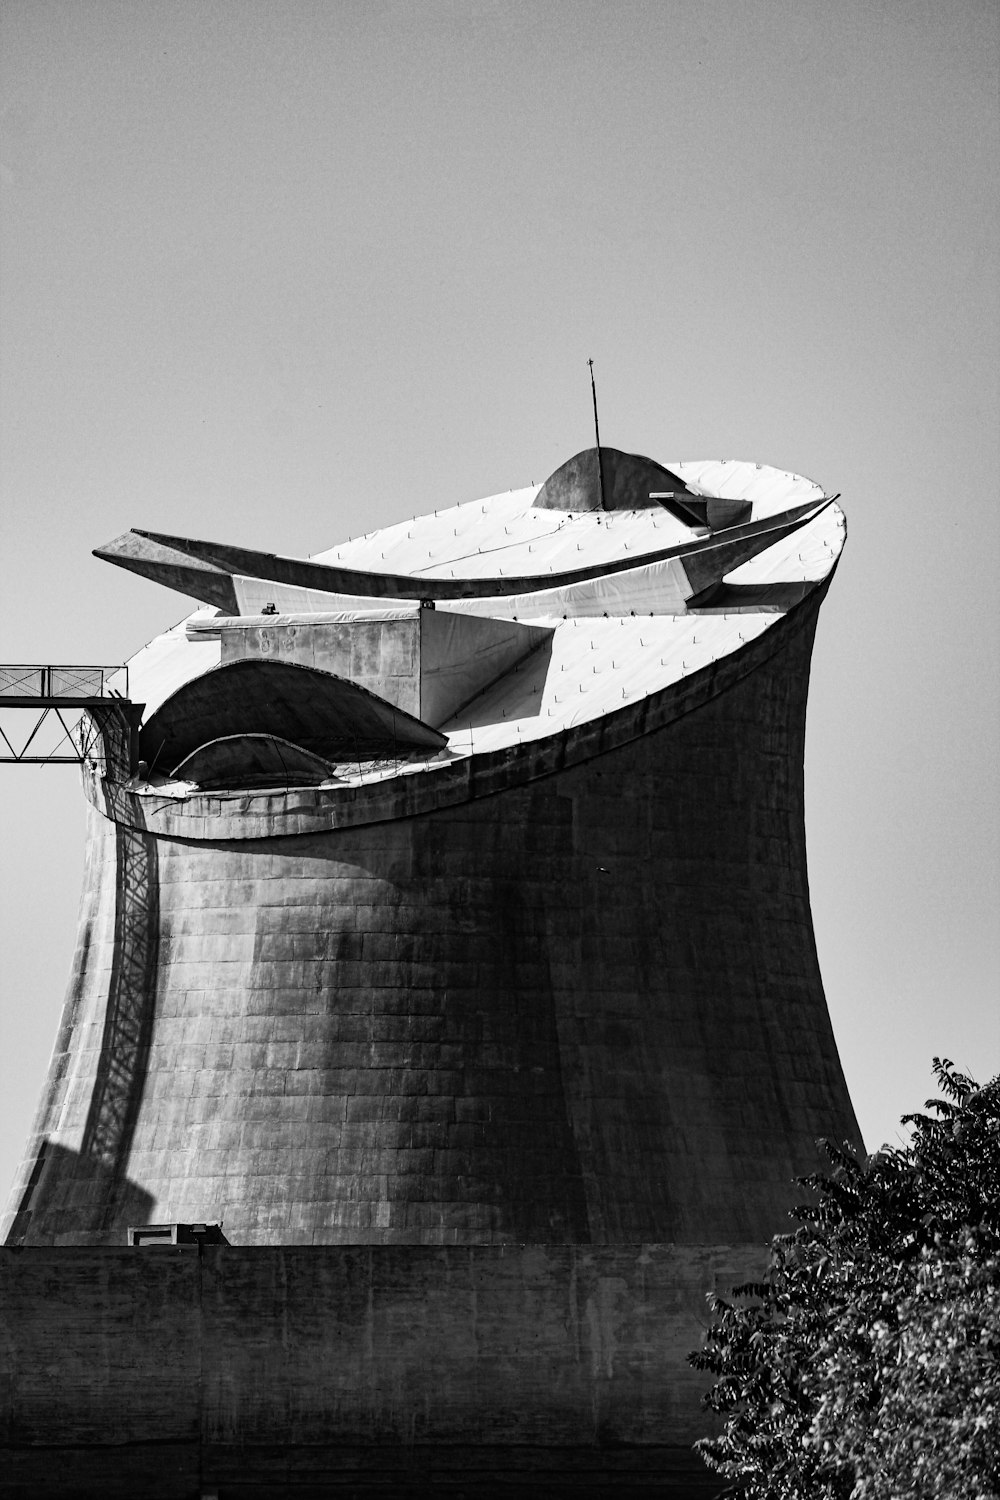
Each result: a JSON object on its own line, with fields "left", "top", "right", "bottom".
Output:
{"left": 128, "top": 1221, "right": 227, "bottom": 1248}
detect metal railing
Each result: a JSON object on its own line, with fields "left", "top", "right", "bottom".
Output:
{"left": 0, "top": 664, "right": 126, "bottom": 703}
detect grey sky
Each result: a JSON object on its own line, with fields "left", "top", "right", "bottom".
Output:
{"left": 1, "top": 0, "right": 997, "bottom": 1206}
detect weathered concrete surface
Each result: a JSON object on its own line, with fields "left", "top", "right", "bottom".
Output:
{"left": 0, "top": 1242, "right": 759, "bottom": 1496}
{"left": 4, "top": 596, "right": 859, "bottom": 1249}
{"left": 222, "top": 613, "right": 426, "bottom": 716}
{"left": 219, "top": 610, "right": 550, "bottom": 728}
{"left": 92, "top": 529, "right": 240, "bottom": 612}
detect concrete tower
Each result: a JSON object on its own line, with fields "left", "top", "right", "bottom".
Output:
{"left": 2, "top": 448, "right": 859, "bottom": 1495}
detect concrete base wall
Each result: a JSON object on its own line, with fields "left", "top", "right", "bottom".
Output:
{"left": 0, "top": 1242, "right": 758, "bottom": 1497}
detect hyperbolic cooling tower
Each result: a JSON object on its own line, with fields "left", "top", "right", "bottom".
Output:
{"left": 1, "top": 448, "right": 862, "bottom": 1493}
{"left": 4, "top": 446, "right": 859, "bottom": 1250}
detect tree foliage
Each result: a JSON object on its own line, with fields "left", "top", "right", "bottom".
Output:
{"left": 690, "top": 1059, "right": 1000, "bottom": 1499}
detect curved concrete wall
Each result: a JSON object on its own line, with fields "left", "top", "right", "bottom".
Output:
{"left": 3, "top": 594, "right": 859, "bottom": 1249}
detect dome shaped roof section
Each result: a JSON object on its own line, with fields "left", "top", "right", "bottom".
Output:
{"left": 532, "top": 447, "right": 694, "bottom": 512}
{"left": 173, "top": 734, "right": 340, "bottom": 791}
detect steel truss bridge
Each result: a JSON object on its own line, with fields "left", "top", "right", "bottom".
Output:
{"left": 0, "top": 665, "right": 135, "bottom": 766}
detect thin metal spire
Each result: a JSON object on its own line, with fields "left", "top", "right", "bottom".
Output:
{"left": 588, "top": 358, "right": 608, "bottom": 511}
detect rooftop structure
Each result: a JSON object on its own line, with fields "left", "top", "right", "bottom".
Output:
{"left": 87, "top": 449, "right": 838, "bottom": 786}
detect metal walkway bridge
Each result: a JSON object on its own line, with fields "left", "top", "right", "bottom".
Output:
{"left": 0, "top": 665, "right": 134, "bottom": 765}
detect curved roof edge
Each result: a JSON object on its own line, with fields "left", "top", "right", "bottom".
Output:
{"left": 88, "top": 581, "right": 829, "bottom": 843}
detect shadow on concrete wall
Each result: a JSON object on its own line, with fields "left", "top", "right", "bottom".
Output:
{"left": 4, "top": 1140, "right": 156, "bottom": 1246}
{"left": 6, "top": 824, "right": 160, "bottom": 1245}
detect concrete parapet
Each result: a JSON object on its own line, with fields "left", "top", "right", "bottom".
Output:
{"left": 0, "top": 1241, "right": 762, "bottom": 1496}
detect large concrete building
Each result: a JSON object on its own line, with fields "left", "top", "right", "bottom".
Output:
{"left": 2, "top": 448, "right": 859, "bottom": 1496}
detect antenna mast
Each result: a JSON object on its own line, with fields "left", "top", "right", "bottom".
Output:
{"left": 588, "top": 358, "right": 608, "bottom": 511}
